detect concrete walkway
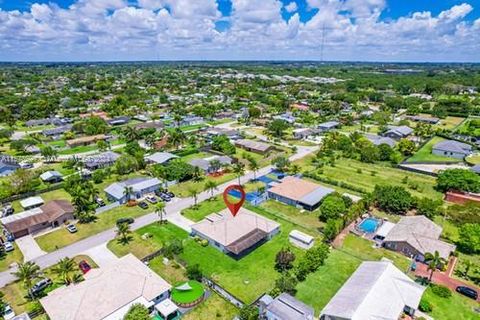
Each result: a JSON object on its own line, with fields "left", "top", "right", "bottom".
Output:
{"left": 15, "top": 235, "right": 47, "bottom": 262}
{"left": 166, "top": 213, "right": 194, "bottom": 233}
{"left": 82, "top": 243, "right": 119, "bottom": 268}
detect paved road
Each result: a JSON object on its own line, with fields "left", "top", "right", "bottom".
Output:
{"left": 0, "top": 145, "right": 316, "bottom": 287}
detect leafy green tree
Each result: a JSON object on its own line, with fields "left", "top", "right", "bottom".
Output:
{"left": 11, "top": 261, "right": 40, "bottom": 298}
{"left": 416, "top": 198, "right": 442, "bottom": 219}
{"left": 267, "top": 119, "right": 289, "bottom": 138}
{"left": 123, "top": 303, "right": 150, "bottom": 320}
{"left": 378, "top": 143, "right": 394, "bottom": 161}
{"left": 40, "top": 145, "right": 58, "bottom": 163}
{"left": 437, "top": 169, "right": 480, "bottom": 193}
{"left": 373, "top": 185, "right": 414, "bottom": 214}
{"left": 186, "top": 264, "right": 203, "bottom": 281}
{"left": 274, "top": 272, "right": 298, "bottom": 296}
{"left": 323, "top": 218, "right": 343, "bottom": 242}
{"left": 295, "top": 243, "right": 330, "bottom": 281}
{"left": 272, "top": 156, "right": 290, "bottom": 173}
{"left": 319, "top": 194, "right": 347, "bottom": 222}
{"left": 397, "top": 139, "right": 416, "bottom": 156}
{"left": 239, "top": 305, "right": 259, "bottom": 320}
{"left": 457, "top": 223, "right": 480, "bottom": 254}
{"left": 425, "top": 251, "right": 447, "bottom": 282}
{"left": 115, "top": 154, "right": 139, "bottom": 175}
{"left": 275, "top": 248, "right": 296, "bottom": 272}
{"left": 211, "top": 134, "right": 236, "bottom": 155}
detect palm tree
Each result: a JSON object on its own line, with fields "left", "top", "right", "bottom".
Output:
{"left": 289, "top": 164, "right": 300, "bottom": 175}
{"left": 204, "top": 180, "right": 218, "bottom": 199}
{"left": 192, "top": 166, "right": 204, "bottom": 183}
{"left": 116, "top": 222, "right": 132, "bottom": 244}
{"left": 188, "top": 187, "right": 199, "bottom": 207}
{"left": 123, "top": 186, "right": 134, "bottom": 202}
{"left": 122, "top": 126, "right": 140, "bottom": 142}
{"left": 155, "top": 202, "right": 167, "bottom": 224}
{"left": 12, "top": 261, "right": 40, "bottom": 298}
{"left": 247, "top": 157, "right": 259, "bottom": 180}
{"left": 232, "top": 162, "right": 245, "bottom": 185}
{"left": 425, "top": 251, "right": 447, "bottom": 282}
{"left": 52, "top": 257, "right": 77, "bottom": 285}
{"left": 209, "top": 159, "right": 222, "bottom": 173}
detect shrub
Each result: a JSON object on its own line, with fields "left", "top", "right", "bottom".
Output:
{"left": 431, "top": 284, "right": 452, "bottom": 298}
{"left": 418, "top": 299, "right": 433, "bottom": 312}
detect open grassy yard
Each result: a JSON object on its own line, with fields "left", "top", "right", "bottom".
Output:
{"left": 35, "top": 203, "right": 150, "bottom": 252}
{"left": 182, "top": 292, "right": 239, "bottom": 320}
{"left": 435, "top": 116, "right": 466, "bottom": 130}
{"left": 421, "top": 285, "right": 479, "bottom": 320}
{"left": 0, "top": 255, "right": 97, "bottom": 315}
{"left": 0, "top": 242, "right": 24, "bottom": 272}
{"left": 296, "top": 156, "right": 442, "bottom": 200}
{"left": 466, "top": 154, "right": 480, "bottom": 165}
{"left": 148, "top": 255, "right": 188, "bottom": 284}
{"left": 169, "top": 172, "right": 236, "bottom": 198}
{"left": 407, "top": 136, "right": 461, "bottom": 163}
{"left": 107, "top": 232, "right": 162, "bottom": 259}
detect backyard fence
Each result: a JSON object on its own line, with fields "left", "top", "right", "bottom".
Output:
{"left": 203, "top": 277, "right": 245, "bottom": 308}
{"left": 396, "top": 164, "right": 438, "bottom": 177}
{"left": 0, "top": 183, "right": 64, "bottom": 204}
{"left": 95, "top": 201, "right": 120, "bottom": 214}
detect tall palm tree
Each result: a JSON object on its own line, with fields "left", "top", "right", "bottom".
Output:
{"left": 232, "top": 162, "right": 245, "bottom": 185}
{"left": 192, "top": 166, "right": 204, "bottom": 183}
{"left": 123, "top": 186, "right": 134, "bottom": 202}
{"left": 155, "top": 202, "right": 167, "bottom": 224}
{"left": 425, "top": 251, "right": 447, "bottom": 282}
{"left": 204, "top": 180, "right": 218, "bottom": 199}
{"left": 116, "top": 222, "right": 132, "bottom": 244}
{"left": 247, "top": 158, "right": 259, "bottom": 180}
{"left": 52, "top": 257, "right": 77, "bottom": 285}
{"left": 12, "top": 261, "right": 40, "bottom": 298}
{"left": 188, "top": 187, "right": 199, "bottom": 207}
{"left": 122, "top": 126, "right": 140, "bottom": 142}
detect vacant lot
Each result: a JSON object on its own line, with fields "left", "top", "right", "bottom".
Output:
{"left": 407, "top": 136, "right": 461, "bottom": 163}
{"left": 296, "top": 156, "right": 442, "bottom": 200}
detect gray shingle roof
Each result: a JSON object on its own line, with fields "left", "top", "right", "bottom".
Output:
{"left": 365, "top": 134, "right": 396, "bottom": 148}
{"left": 433, "top": 140, "right": 472, "bottom": 155}
{"left": 385, "top": 125, "right": 413, "bottom": 137}
{"left": 265, "top": 293, "right": 314, "bottom": 320}
{"left": 299, "top": 186, "right": 334, "bottom": 206}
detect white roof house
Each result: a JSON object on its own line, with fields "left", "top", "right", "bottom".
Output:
{"left": 320, "top": 260, "right": 425, "bottom": 320}
{"left": 40, "top": 254, "right": 172, "bottom": 320}
{"left": 144, "top": 152, "right": 178, "bottom": 165}
{"left": 19, "top": 196, "right": 44, "bottom": 209}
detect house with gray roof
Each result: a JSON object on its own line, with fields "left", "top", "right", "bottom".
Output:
{"left": 83, "top": 151, "right": 120, "bottom": 170}
{"left": 432, "top": 139, "right": 473, "bottom": 159}
{"left": 471, "top": 164, "right": 480, "bottom": 174}
{"left": 382, "top": 125, "right": 413, "bottom": 140}
{"left": 40, "top": 170, "right": 63, "bottom": 183}
{"left": 189, "top": 155, "right": 232, "bottom": 173}
{"left": 107, "top": 116, "right": 130, "bottom": 126}
{"left": 382, "top": 215, "right": 456, "bottom": 261}
{"left": 364, "top": 134, "right": 396, "bottom": 148}
{"left": 259, "top": 293, "right": 314, "bottom": 320}
{"left": 145, "top": 152, "right": 178, "bottom": 165}
{"left": 42, "top": 124, "right": 73, "bottom": 138}
{"left": 235, "top": 139, "right": 272, "bottom": 154}
{"left": 318, "top": 121, "right": 340, "bottom": 132}
{"left": 104, "top": 177, "right": 161, "bottom": 203}
{"left": 320, "top": 260, "right": 425, "bottom": 320}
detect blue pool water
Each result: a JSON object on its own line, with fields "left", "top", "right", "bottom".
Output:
{"left": 358, "top": 218, "right": 380, "bottom": 233}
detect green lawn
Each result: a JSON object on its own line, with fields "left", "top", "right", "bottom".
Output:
{"left": 0, "top": 243, "right": 24, "bottom": 272}
{"left": 180, "top": 124, "right": 206, "bottom": 132}
{"left": 421, "top": 285, "right": 479, "bottom": 320}
{"left": 148, "top": 255, "right": 188, "bottom": 284}
{"left": 182, "top": 196, "right": 228, "bottom": 222}
{"left": 35, "top": 204, "right": 150, "bottom": 252}
{"left": 171, "top": 280, "right": 204, "bottom": 304}
{"left": 11, "top": 188, "right": 72, "bottom": 213}
{"left": 169, "top": 172, "right": 236, "bottom": 198}
{"left": 434, "top": 116, "right": 466, "bottom": 131}
{"left": 296, "top": 157, "right": 442, "bottom": 200}
{"left": 182, "top": 292, "right": 239, "bottom": 320}
{"left": 407, "top": 136, "right": 461, "bottom": 163}
{"left": 466, "top": 154, "right": 480, "bottom": 165}
{"left": 295, "top": 249, "right": 361, "bottom": 315}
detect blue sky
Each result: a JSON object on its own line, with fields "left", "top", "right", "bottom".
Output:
{"left": 0, "top": 0, "right": 479, "bottom": 61}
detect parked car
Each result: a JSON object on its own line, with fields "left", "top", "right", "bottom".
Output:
{"left": 3, "top": 230, "right": 14, "bottom": 242}
{"left": 95, "top": 197, "right": 105, "bottom": 207}
{"left": 3, "top": 304, "right": 15, "bottom": 320}
{"left": 78, "top": 260, "right": 91, "bottom": 274}
{"left": 1, "top": 204, "right": 14, "bottom": 217}
{"left": 4, "top": 242, "right": 14, "bottom": 252}
{"left": 116, "top": 217, "right": 134, "bottom": 225}
{"left": 29, "top": 278, "right": 52, "bottom": 296}
{"left": 138, "top": 201, "right": 149, "bottom": 209}
{"left": 19, "top": 162, "right": 34, "bottom": 169}
{"left": 66, "top": 224, "right": 77, "bottom": 233}
{"left": 456, "top": 286, "right": 478, "bottom": 300}
{"left": 145, "top": 195, "right": 157, "bottom": 204}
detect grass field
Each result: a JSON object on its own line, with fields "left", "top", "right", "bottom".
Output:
{"left": 434, "top": 116, "right": 466, "bottom": 130}
{"left": 466, "top": 154, "right": 480, "bottom": 165}
{"left": 182, "top": 292, "right": 239, "bottom": 320}
{"left": 421, "top": 285, "right": 479, "bottom": 320}
{"left": 0, "top": 243, "right": 24, "bottom": 272}
{"left": 169, "top": 172, "right": 236, "bottom": 198}
{"left": 295, "top": 156, "right": 442, "bottom": 200}
{"left": 11, "top": 188, "right": 72, "bottom": 213}
{"left": 407, "top": 136, "right": 461, "bottom": 163}
{"left": 171, "top": 280, "right": 204, "bottom": 304}
{"left": 36, "top": 204, "right": 150, "bottom": 252}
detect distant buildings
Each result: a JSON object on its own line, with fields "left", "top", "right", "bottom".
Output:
{"left": 406, "top": 115, "right": 440, "bottom": 124}
{"left": 40, "top": 170, "right": 63, "bottom": 183}
{"left": 188, "top": 155, "right": 233, "bottom": 173}
{"left": 83, "top": 151, "right": 120, "bottom": 170}
{"left": 107, "top": 116, "right": 130, "bottom": 126}
{"left": 42, "top": 124, "right": 73, "bottom": 138}
{"left": 104, "top": 177, "right": 161, "bottom": 203}
{"left": 364, "top": 134, "right": 396, "bottom": 148}
{"left": 268, "top": 177, "right": 334, "bottom": 211}
{"left": 66, "top": 134, "right": 108, "bottom": 148}
{"left": 432, "top": 139, "right": 473, "bottom": 159}
{"left": 318, "top": 121, "right": 340, "bottom": 132}
{"left": 382, "top": 125, "right": 413, "bottom": 140}
{"left": 273, "top": 112, "right": 296, "bottom": 124}
{"left": 235, "top": 139, "right": 272, "bottom": 154}
{"left": 144, "top": 152, "right": 178, "bottom": 165}
{"left": 0, "top": 154, "right": 20, "bottom": 176}
{"left": 320, "top": 260, "right": 425, "bottom": 320}
{"left": 191, "top": 208, "right": 280, "bottom": 258}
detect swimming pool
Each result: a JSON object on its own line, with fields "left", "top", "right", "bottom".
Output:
{"left": 358, "top": 217, "right": 380, "bottom": 233}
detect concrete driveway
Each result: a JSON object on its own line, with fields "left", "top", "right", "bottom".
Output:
{"left": 82, "top": 243, "right": 119, "bottom": 268}
{"left": 15, "top": 235, "right": 47, "bottom": 262}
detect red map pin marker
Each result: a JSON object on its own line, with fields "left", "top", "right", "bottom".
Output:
{"left": 223, "top": 184, "right": 246, "bottom": 217}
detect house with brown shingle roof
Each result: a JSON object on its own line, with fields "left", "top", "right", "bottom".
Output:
{"left": 0, "top": 200, "right": 74, "bottom": 237}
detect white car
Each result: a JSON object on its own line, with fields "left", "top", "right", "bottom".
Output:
{"left": 145, "top": 195, "right": 158, "bottom": 203}
{"left": 4, "top": 242, "right": 14, "bottom": 252}
{"left": 3, "top": 304, "right": 15, "bottom": 320}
